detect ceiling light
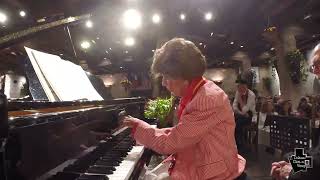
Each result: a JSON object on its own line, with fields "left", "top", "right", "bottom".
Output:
{"left": 124, "top": 37, "right": 135, "bottom": 46}
{"left": 19, "top": 10, "right": 26, "bottom": 17}
{"left": 85, "top": 20, "right": 93, "bottom": 28}
{"left": 199, "top": 42, "right": 203, "bottom": 46}
{"left": 125, "top": 50, "right": 129, "bottom": 54}
{"left": 123, "top": 9, "right": 142, "bottom": 30}
{"left": 120, "top": 67, "right": 123, "bottom": 69}
{"left": 60, "top": 53, "right": 63, "bottom": 56}
{"left": 205, "top": 12, "right": 212, "bottom": 21}
{"left": 230, "top": 41, "right": 234, "bottom": 45}
{"left": 152, "top": 49, "right": 155, "bottom": 52}
{"left": 96, "top": 37, "right": 100, "bottom": 40}
{"left": 68, "top": 17, "right": 75, "bottom": 21}
{"left": 37, "top": 18, "right": 45, "bottom": 23}
{"left": 0, "top": 12, "right": 7, "bottom": 23}
{"left": 210, "top": 32, "right": 214, "bottom": 36}
{"left": 240, "top": 45, "right": 244, "bottom": 48}
{"left": 105, "top": 50, "right": 109, "bottom": 54}
{"left": 304, "top": 14, "right": 312, "bottom": 20}
{"left": 152, "top": 14, "right": 161, "bottom": 24}
{"left": 270, "top": 47, "right": 275, "bottom": 51}
{"left": 109, "top": 48, "right": 112, "bottom": 50}
{"left": 80, "top": 41, "right": 91, "bottom": 49}
{"left": 180, "top": 13, "right": 186, "bottom": 21}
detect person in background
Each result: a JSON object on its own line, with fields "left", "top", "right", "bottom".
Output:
{"left": 123, "top": 38, "right": 246, "bottom": 180}
{"left": 232, "top": 79, "right": 256, "bottom": 149}
{"left": 259, "top": 99, "right": 277, "bottom": 128}
{"left": 297, "top": 97, "right": 312, "bottom": 119}
{"left": 277, "top": 100, "right": 293, "bottom": 116}
{"left": 309, "top": 43, "right": 320, "bottom": 93}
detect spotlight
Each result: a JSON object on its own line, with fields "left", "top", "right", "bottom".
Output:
{"left": 0, "top": 12, "right": 7, "bottom": 23}
{"left": 86, "top": 20, "right": 93, "bottom": 28}
{"left": 240, "top": 45, "right": 244, "bottom": 48}
{"left": 230, "top": 41, "right": 234, "bottom": 45}
{"left": 68, "top": 17, "right": 75, "bottom": 21}
{"left": 152, "top": 14, "right": 161, "bottom": 24}
{"left": 122, "top": 9, "right": 142, "bottom": 30}
{"left": 205, "top": 12, "right": 212, "bottom": 21}
{"left": 180, "top": 13, "right": 186, "bottom": 21}
{"left": 124, "top": 37, "right": 135, "bottom": 46}
{"left": 81, "top": 41, "right": 91, "bottom": 49}
{"left": 19, "top": 10, "right": 26, "bottom": 17}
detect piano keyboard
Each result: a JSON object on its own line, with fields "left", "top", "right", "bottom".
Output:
{"left": 47, "top": 127, "right": 145, "bottom": 180}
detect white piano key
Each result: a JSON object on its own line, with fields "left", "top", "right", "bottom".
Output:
{"left": 107, "top": 146, "right": 144, "bottom": 180}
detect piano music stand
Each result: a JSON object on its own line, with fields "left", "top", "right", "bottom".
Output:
{"left": 269, "top": 115, "right": 311, "bottom": 153}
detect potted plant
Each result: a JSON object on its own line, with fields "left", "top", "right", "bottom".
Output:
{"left": 144, "top": 96, "right": 174, "bottom": 128}
{"left": 285, "top": 49, "right": 308, "bottom": 84}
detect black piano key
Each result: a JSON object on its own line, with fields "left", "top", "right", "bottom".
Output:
{"left": 86, "top": 165, "right": 113, "bottom": 175}
{"left": 50, "top": 171, "right": 80, "bottom": 180}
{"left": 77, "top": 174, "right": 108, "bottom": 180}
{"left": 95, "top": 159, "right": 120, "bottom": 166}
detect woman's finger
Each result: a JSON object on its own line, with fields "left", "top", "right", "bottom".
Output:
{"left": 270, "top": 165, "right": 278, "bottom": 175}
{"left": 272, "top": 162, "right": 281, "bottom": 167}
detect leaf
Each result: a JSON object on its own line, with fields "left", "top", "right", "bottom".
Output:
{"left": 144, "top": 96, "right": 174, "bottom": 126}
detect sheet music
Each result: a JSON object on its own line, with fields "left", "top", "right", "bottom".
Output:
{"left": 25, "top": 47, "right": 58, "bottom": 101}
{"left": 25, "top": 47, "right": 103, "bottom": 101}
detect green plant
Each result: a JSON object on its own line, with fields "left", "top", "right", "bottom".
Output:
{"left": 285, "top": 49, "right": 308, "bottom": 84}
{"left": 144, "top": 96, "right": 174, "bottom": 127}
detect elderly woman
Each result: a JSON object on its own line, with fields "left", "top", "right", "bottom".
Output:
{"left": 123, "top": 38, "right": 246, "bottom": 180}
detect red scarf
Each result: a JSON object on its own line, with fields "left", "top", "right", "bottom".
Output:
{"left": 168, "top": 76, "right": 207, "bottom": 175}
{"left": 177, "top": 77, "right": 207, "bottom": 119}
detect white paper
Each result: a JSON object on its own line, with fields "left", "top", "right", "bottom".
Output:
{"left": 25, "top": 47, "right": 103, "bottom": 101}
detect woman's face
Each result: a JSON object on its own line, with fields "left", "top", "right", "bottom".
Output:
{"left": 162, "top": 75, "right": 188, "bottom": 97}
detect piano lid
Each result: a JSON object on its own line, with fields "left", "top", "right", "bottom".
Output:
{"left": 0, "top": 14, "right": 91, "bottom": 50}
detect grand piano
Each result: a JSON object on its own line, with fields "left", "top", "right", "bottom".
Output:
{"left": 0, "top": 15, "right": 155, "bottom": 180}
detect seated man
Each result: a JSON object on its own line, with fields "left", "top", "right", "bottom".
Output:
{"left": 232, "top": 79, "right": 256, "bottom": 149}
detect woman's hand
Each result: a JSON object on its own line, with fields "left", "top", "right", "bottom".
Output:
{"left": 270, "top": 161, "right": 292, "bottom": 180}
{"left": 122, "top": 116, "right": 141, "bottom": 128}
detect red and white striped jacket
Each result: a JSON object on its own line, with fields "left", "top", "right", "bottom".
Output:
{"left": 134, "top": 81, "right": 246, "bottom": 180}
